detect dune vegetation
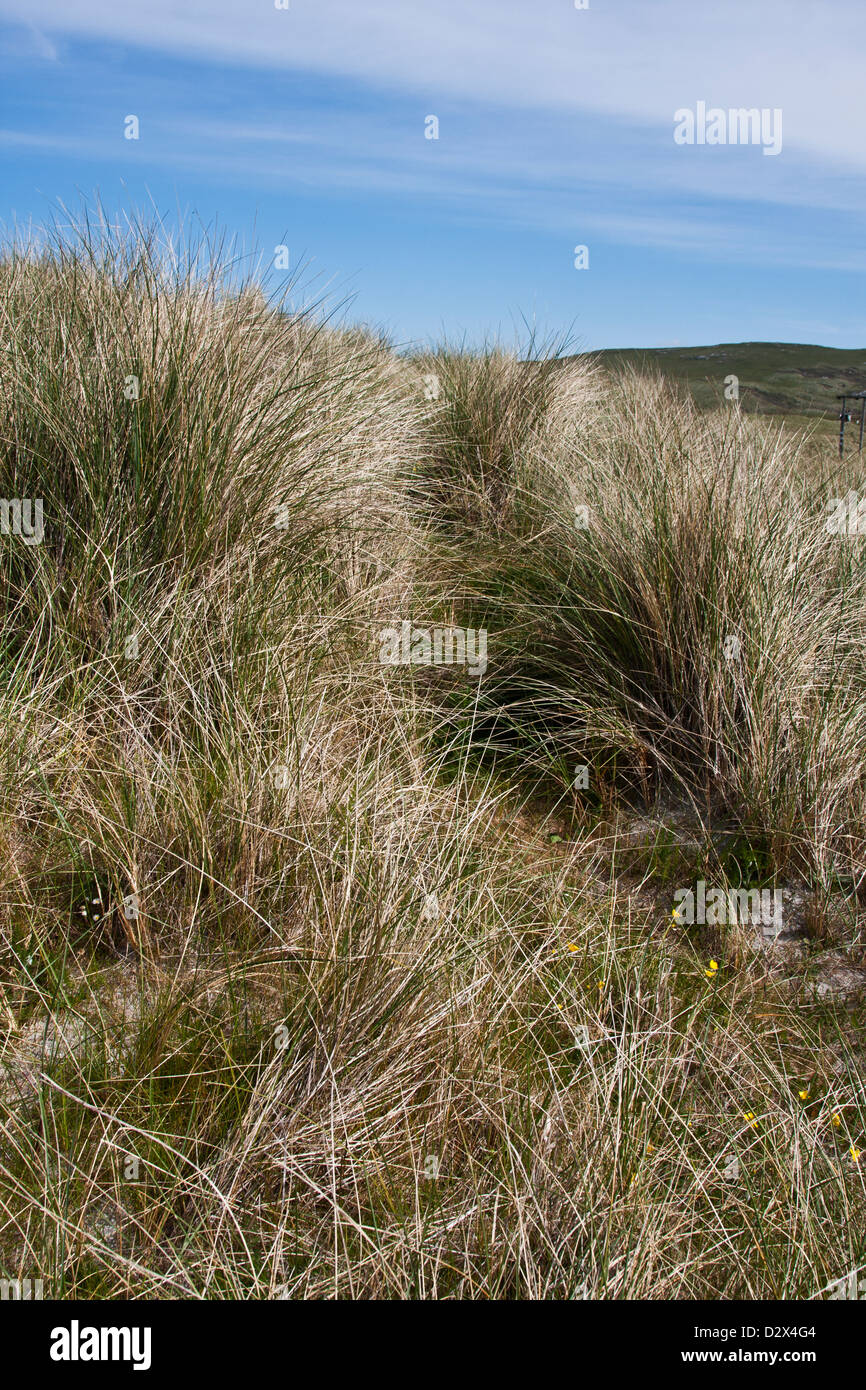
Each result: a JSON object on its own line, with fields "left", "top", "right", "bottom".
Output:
{"left": 0, "top": 213, "right": 864, "bottom": 1300}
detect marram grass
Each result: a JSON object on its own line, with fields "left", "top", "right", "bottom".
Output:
{"left": 0, "top": 216, "right": 863, "bottom": 1300}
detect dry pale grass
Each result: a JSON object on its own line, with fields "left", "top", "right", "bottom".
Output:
{"left": 0, "top": 214, "right": 863, "bottom": 1300}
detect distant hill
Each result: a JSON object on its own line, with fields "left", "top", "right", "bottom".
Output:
{"left": 578, "top": 342, "right": 866, "bottom": 420}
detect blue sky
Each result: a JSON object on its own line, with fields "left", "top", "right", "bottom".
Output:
{"left": 1, "top": 0, "right": 864, "bottom": 351}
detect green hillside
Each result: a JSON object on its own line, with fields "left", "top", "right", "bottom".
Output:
{"left": 581, "top": 341, "right": 866, "bottom": 421}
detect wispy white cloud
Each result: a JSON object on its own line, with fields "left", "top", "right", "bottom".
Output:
{"left": 1, "top": 0, "right": 864, "bottom": 294}
{"left": 1, "top": 21, "right": 59, "bottom": 60}
{"left": 2, "top": 100, "right": 864, "bottom": 277}
{"left": 0, "top": 0, "right": 864, "bottom": 171}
